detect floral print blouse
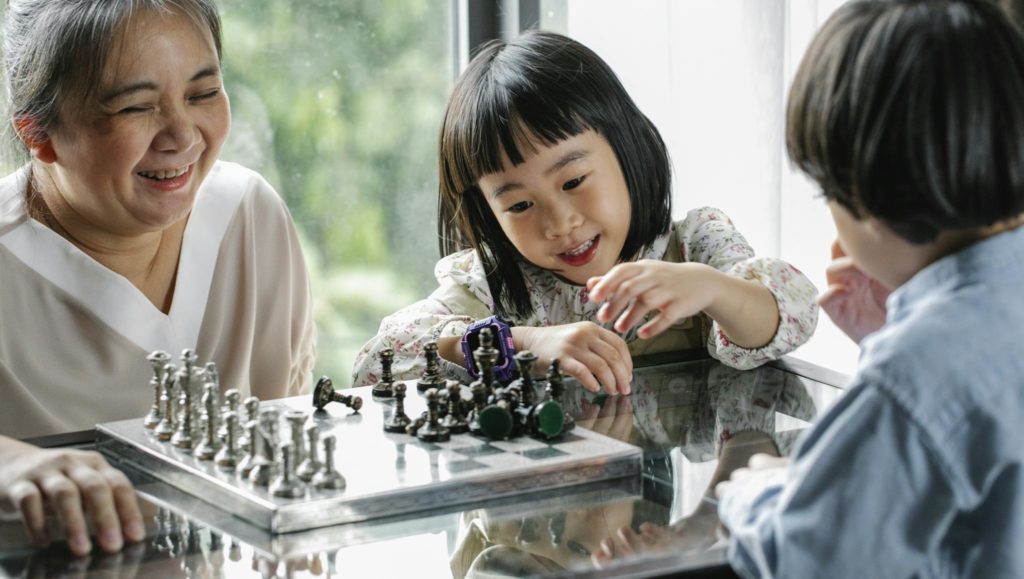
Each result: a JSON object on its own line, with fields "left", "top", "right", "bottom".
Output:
{"left": 351, "top": 207, "right": 819, "bottom": 386}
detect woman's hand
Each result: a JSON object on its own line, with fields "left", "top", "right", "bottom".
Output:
{"left": 0, "top": 436, "right": 144, "bottom": 556}
{"left": 587, "top": 260, "right": 716, "bottom": 340}
{"left": 818, "top": 240, "right": 890, "bottom": 344}
{"left": 511, "top": 323, "right": 633, "bottom": 394}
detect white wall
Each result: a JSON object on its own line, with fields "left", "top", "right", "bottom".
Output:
{"left": 563, "top": 0, "right": 859, "bottom": 377}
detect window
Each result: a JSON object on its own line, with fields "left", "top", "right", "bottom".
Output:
{"left": 218, "top": 0, "right": 453, "bottom": 382}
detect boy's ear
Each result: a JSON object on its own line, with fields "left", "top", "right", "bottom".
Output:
{"left": 12, "top": 116, "right": 57, "bottom": 164}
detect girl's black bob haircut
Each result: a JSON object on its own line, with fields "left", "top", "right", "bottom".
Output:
{"left": 437, "top": 30, "right": 672, "bottom": 319}
{"left": 787, "top": 0, "right": 1024, "bottom": 244}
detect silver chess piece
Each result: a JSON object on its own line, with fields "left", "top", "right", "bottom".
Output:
{"left": 238, "top": 420, "right": 259, "bottom": 478}
{"left": 296, "top": 423, "right": 321, "bottom": 482}
{"left": 171, "top": 377, "right": 196, "bottom": 450}
{"left": 248, "top": 407, "right": 281, "bottom": 486}
{"left": 154, "top": 363, "right": 178, "bottom": 441}
{"left": 215, "top": 411, "right": 242, "bottom": 470}
{"left": 285, "top": 410, "right": 308, "bottom": 464}
{"left": 239, "top": 396, "right": 260, "bottom": 448}
{"left": 219, "top": 389, "right": 241, "bottom": 440}
{"left": 144, "top": 350, "right": 171, "bottom": 429}
{"left": 270, "top": 442, "right": 305, "bottom": 498}
{"left": 195, "top": 383, "right": 223, "bottom": 460}
{"left": 312, "top": 435, "right": 346, "bottom": 491}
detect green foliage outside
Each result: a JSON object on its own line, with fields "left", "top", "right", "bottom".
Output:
{"left": 217, "top": 0, "right": 452, "bottom": 385}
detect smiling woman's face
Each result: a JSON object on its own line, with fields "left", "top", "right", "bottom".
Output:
{"left": 39, "top": 7, "right": 230, "bottom": 237}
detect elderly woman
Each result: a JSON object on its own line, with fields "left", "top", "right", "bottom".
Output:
{"left": 0, "top": 0, "right": 315, "bottom": 556}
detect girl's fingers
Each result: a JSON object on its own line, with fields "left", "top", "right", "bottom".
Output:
{"left": 597, "top": 276, "right": 657, "bottom": 324}
{"left": 41, "top": 474, "right": 91, "bottom": 556}
{"left": 588, "top": 337, "right": 632, "bottom": 394}
{"left": 559, "top": 357, "right": 601, "bottom": 393}
{"left": 9, "top": 480, "right": 48, "bottom": 546}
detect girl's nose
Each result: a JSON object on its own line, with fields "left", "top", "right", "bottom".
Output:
{"left": 544, "top": 200, "right": 584, "bottom": 240}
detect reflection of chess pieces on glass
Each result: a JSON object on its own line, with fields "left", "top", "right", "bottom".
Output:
{"left": 313, "top": 376, "right": 363, "bottom": 413}
{"left": 144, "top": 350, "right": 171, "bottom": 428}
{"left": 270, "top": 441, "right": 305, "bottom": 498}
{"left": 285, "top": 410, "right": 308, "bottom": 464}
{"left": 417, "top": 388, "right": 451, "bottom": 442}
{"left": 312, "top": 435, "right": 346, "bottom": 490}
{"left": 297, "top": 423, "right": 321, "bottom": 482}
{"left": 196, "top": 383, "right": 223, "bottom": 460}
{"left": 545, "top": 359, "right": 575, "bottom": 432}
{"left": 155, "top": 363, "right": 178, "bottom": 441}
{"left": 215, "top": 411, "right": 241, "bottom": 469}
{"left": 416, "top": 341, "right": 447, "bottom": 393}
{"left": 441, "top": 380, "right": 469, "bottom": 434}
{"left": 383, "top": 382, "right": 412, "bottom": 433}
{"left": 372, "top": 348, "right": 396, "bottom": 397}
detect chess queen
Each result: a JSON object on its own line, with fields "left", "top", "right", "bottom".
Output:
{"left": 352, "top": 31, "right": 819, "bottom": 394}
{"left": 0, "top": 0, "right": 315, "bottom": 557}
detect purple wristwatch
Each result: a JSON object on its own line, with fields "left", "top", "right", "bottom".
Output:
{"left": 461, "top": 316, "right": 517, "bottom": 383}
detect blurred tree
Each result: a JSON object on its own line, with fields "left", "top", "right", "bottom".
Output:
{"left": 217, "top": 0, "right": 451, "bottom": 383}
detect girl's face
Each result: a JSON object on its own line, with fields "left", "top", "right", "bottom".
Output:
{"left": 477, "top": 130, "right": 632, "bottom": 285}
{"left": 40, "top": 8, "right": 230, "bottom": 236}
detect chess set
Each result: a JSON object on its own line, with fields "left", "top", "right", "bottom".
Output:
{"left": 96, "top": 332, "right": 642, "bottom": 534}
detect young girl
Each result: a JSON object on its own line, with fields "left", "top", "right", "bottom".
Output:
{"left": 351, "top": 31, "right": 818, "bottom": 394}
{"left": 713, "top": 0, "right": 1024, "bottom": 576}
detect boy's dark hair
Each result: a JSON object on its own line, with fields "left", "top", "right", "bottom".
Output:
{"left": 437, "top": 30, "right": 672, "bottom": 319}
{"left": 787, "top": 0, "right": 1024, "bottom": 243}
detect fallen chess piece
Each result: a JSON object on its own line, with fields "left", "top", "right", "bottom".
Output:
{"left": 312, "top": 376, "right": 363, "bottom": 413}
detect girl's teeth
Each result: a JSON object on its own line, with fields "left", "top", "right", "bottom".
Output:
{"left": 138, "top": 166, "right": 188, "bottom": 180}
{"left": 566, "top": 238, "right": 594, "bottom": 256}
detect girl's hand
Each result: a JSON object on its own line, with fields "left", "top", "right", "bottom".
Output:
{"left": 512, "top": 323, "right": 633, "bottom": 394}
{"left": 818, "top": 240, "right": 890, "bottom": 344}
{"left": 714, "top": 453, "right": 789, "bottom": 501}
{"left": 587, "top": 260, "right": 716, "bottom": 340}
{"left": 0, "top": 437, "right": 144, "bottom": 556}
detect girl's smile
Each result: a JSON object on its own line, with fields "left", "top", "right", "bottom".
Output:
{"left": 558, "top": 235, "right": 600, "bottom": 267}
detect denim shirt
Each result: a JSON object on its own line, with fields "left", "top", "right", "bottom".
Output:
{"left": 719, "top": 226, "right": 1024, "bottom": 578}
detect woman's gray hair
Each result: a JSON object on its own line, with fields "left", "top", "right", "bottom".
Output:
{"left": 1, "top": 0, "right": 222, "bottom": 164}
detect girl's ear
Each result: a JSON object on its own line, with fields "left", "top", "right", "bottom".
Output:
{"left": 12, "top": 116, "right": 57, "bottom": 163}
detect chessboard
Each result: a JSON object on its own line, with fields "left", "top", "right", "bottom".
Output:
{"left": 97, "top": 383, "right": 642, "bottom": 534}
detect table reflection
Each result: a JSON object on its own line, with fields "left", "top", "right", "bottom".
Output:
{"left": 0, "top": 358, "right": 845, "bottom": 578}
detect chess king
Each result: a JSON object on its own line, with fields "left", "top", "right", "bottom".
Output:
{"left": 0, "top": 0, "right": 315, "bottom": 556}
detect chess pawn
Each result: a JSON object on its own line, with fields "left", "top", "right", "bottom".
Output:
{"left": 215, "top": 411, "right": 241, "bottom": 470}
{"left": 545, "top": 359, "right": 574, "bottom": 432}
{"left": 416, "top": 341, "right": 446, "bottom": 393}
{"left": 383, "top": 383, "right": 412, "bottom": 433}
{"left": 416, "top": 388, "right": 450, "bottom": 442}
{"left": 371, "top": 348, "right": 396, "bottom": 398}
{"left": 312, "top": 376, "right": 363, "bottom": 413}
{"left": 270, "top": 442, "right": 305, "bottom": 498}
{"left": 510, "top": 350, "right": 539, "bottom": 406}
{"left": 248, "top": 408, "right": 281, "bottom": 486}
{"left": 237, "top": 420, "right": 259, "bottom": 478}
{"left": 312, "top": 435, "right": 346, "bottom": 491}
{"left": 285, "top": 410, "right": 308, "bottom": 464}
{"left": 154, "top": 364, "right": 179, "bottom": 441}
{"left": 144, "top": 350, "right": 171, "bottom": 429}
{"left": 296, "top": 423, "right": 321, "bottom": 482}
{"left": 171, "top": 378, "right": 196, "bottom": 450}
{"left": 440, "top": 380, "right": 469, "bottom": 434}
{"left": 219, "top": 389, "right": 241, "bottom": 441}
{"left": 196, "top": 383, "right": 224, "bottom": 460}
{"left": 239, "top": 396, "right": 261, "bottom": 449}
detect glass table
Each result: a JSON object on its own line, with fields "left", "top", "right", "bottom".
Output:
{"left": 0, "top": 355, "right": 849, "bottom": 578}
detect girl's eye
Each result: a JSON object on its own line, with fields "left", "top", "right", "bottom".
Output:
{"left": 508, "top": 201, "right": 533, "bottom": 214}
{"left": 563, "top": 175, "right": 586, "bottom": 191}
